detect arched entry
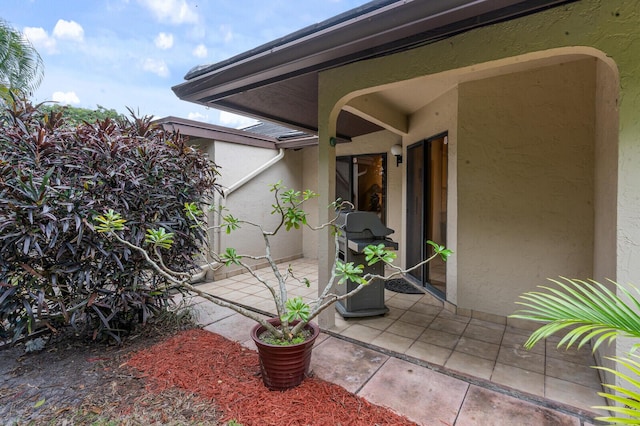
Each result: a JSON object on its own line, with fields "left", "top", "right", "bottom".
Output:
{"left": 329, "top": 48, "right": 618, "bottom": 311}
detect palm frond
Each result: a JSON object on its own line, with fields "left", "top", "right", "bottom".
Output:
{"left": 0, "top": 19, "right": 44, "bottom": 99}
{"left": 510, "top": 278, "right": 640, "bottom": 351}
{"left": 593, "top": 355, "right": 640, "bottom": 424}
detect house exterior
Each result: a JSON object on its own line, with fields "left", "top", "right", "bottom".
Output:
{"left": 156, "top": 117, "right": 313, "bottom": 278}
{"left": 171, "top": 0, "right": 640, "bottom": 389}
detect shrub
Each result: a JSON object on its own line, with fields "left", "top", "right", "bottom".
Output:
{"left": 0, "top": 99, "right": 220, "bottom": 343}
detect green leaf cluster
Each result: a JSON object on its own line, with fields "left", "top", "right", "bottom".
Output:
{"left": 364, "top": 243, "right": 397, "bottom": 265}
{"left": 594, "top": 354, "right": 640, "bottom": 424}
{"left": 270, "top": 181, "right": 318, "bottom": 231}
{"left": 512, "top": 278, "right": 640, "bottom": 352}
{"left": 39, "top": 104, "right": 124, "bottom": 127}
{"left": 145, "top": 227, "right": 174, "bottom": 250}
{"left": 335, "top": 261, "right": 366, "bottom": 285}
{"left": 94, "top": 209, "right": 126, "bottom": 233}
{"left": 222, "top": 214, "right": 240, "bottom": 234}
{"left": 283, "top": 297, "right": 310, "bottom": 323}
{"left": 221, "top": 248, "right": 241, "bottom": 266}
{"left": 0, "top": 19, "right": 44, "bottom": 102}
{"left": 184, "top": 202, "right": 203, "bottom": 224}
{"left": 427, "top": 240, "right": 453, "bottom": 261}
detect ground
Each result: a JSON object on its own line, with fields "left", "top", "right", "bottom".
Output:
{"left": 0, "top": 320, "right": 416, "bottom": 425}
{"left": 0, "top": 324, "right": 222, "bottom": 425}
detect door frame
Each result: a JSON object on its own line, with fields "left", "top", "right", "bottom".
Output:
{"left": 406, "top": 131, "right": 448, "bottom": 299}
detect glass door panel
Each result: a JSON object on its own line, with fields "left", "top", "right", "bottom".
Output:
{"left": 406, "top": 134, "right": 448, "bottom": 298}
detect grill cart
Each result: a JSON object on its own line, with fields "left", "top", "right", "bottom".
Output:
{"left": 335, "top": 210, "right": 398, "bottom": 318}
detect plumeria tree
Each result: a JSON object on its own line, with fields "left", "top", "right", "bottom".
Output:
{"left": 94, "top": 181, "right": 452, "bottom": 343}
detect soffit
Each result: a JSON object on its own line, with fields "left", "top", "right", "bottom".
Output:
{"left": 173, "top": 0, "right": 577, "bottom": 140}
{"left": 348, "top": 52, "right": 593, "bottom": 121}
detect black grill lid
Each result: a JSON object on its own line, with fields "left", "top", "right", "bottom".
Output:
{"left": 337, "top": 210, "right": 394, "bottom": 237}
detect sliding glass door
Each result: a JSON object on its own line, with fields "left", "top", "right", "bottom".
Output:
{"left": 406, "top": 134, "right": 448, "bottom": 297}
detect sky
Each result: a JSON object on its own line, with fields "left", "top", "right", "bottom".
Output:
{"left": 3, "top": 0, "right": 369, "bottom": 128}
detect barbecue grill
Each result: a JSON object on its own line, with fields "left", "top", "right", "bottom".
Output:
{"left": 335, "top": 210, "right": 398, "bottom": 317}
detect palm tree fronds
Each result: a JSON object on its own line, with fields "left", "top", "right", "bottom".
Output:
{"left": 593, "top": 355, "right": 640, "bottom": 423}
{"left": 511, "top": 278, "right": 640, "bottom": 351}
{"left": 0, "top": 19, "right": 44, "bottom": 100}
{"left": 513, "top": 279, "right": 640, "bottom": 422}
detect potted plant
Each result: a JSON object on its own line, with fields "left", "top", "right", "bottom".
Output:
{"left": 93, "top": 181, "right": 452, "bottom": 390}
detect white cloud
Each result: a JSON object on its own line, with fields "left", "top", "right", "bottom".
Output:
{"left": 154, "top": 32, "right": 174, "bottom": 49}
{"left": 138, "top": 0, "right": 199, "bottom": 24}
{"left": 192, "top": 44, "right": 207, "bottom": 58}
{"left": 219, "top": 111, "right": 258, "bottom": 129}
{"left": 51, "top": 91, "right": 80, "bottom": 105}
{"left": 23, "top": 20, "right": 83, "bottom": 55}
{"left": 187, "top": 112, "right": 209, "bottom": 122}
{"left": 23, "top": 27, "right": 57, "bottom": 54}
{"left": 141, "top": 58, "right": 169, "bottom": 77}
{"left": 219, "top": 25, "right": 233, "bottom": 43}
{"left": 53, "top": 19, "right": 84, "bottom": 42}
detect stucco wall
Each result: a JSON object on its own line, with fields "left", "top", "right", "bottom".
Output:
{"left": 314, "top": 0, "right": 629, "bottom": 367}
{"left": 301, "top": 146, "right": 319, "bottom": 259}
{"left": 593, "top": 60, "right": 620, "bottom": 284}
{"left": 456, "top": 59, "right": 596, "bottom": 316}
{"left": 211, "top": 142, "right": 304, "bottom": 277}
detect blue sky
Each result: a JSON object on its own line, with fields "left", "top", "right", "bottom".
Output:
{"left": 3, "top": 0, "right": 368, "bottom": 128}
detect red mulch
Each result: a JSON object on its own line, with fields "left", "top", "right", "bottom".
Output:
{"left": 126, "top": 328, "right": 417, "bottom": 426}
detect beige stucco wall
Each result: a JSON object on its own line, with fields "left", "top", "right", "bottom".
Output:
{"left": 456, "top": 59, "right": 595, "bottom": 316}
{"left": 592, "top": 56, "right": 621, "bottom": 392}
{"left": 316, "top": 0, "right": 627, "bottom": 338}
{"left": 301, "top": 146, "right": 319, "bottom": 259}
{"left": 197, "top": 141, "right": 304, "bottom": 277}
{"left": 593, "top": 59, "right": 619, "bottom": 286}
{"left": 188, "top": 137, "right": 216, "bottom": 165}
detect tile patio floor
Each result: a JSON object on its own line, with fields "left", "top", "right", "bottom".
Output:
{"left": 191, "top": 258, "right": 609, "bottom": 425}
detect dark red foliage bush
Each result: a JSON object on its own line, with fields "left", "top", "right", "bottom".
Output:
{"left": 0, "top": 100, "right": 220, "bottom": 343}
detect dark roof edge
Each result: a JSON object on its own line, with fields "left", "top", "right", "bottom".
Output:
{"left": 174, "top": 0, "right": 577, "bottom": 103}
{"left": 183, "top": 0, "right": 398, "bottom": 80}
{"left": 156, "top": 116, "right": 278, "bottom": 150}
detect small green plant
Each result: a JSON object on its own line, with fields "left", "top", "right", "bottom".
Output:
{"left": 260, "top": 328, "right": 310, "bottom": 346}
{"left": 283, "top": 297, "right": 310, "bottom": 323}
{"left": 511, "top": 278, "right": 640, "bottom": 424}
{"left": 94, "top": 181, "right": 451, "bottom": 345}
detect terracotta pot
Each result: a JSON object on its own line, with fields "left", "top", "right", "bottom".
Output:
{"left": 250, "top": 318, "right": 320, "bottom": 390}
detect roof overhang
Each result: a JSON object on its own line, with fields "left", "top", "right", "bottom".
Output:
{"left": 172, "top": 0, "right": 576, "bottom": 140}
{"left": 156, "top": 116, "right": 320, "bottom": 150}
{"left": 157, "top": 116, "right": 278, "bottom": 149}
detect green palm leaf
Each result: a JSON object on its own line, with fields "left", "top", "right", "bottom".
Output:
{"left": 512, "top": 279, "right": 640, "bottom": 422}
{"left": 0, "top": 19, "right": 44, "bottom": 101}
{"left": 593, "top": 355, "right": 640, "bottom": 424}
{"left": 511, "top": 278, "right": 640, "bottom": 352}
